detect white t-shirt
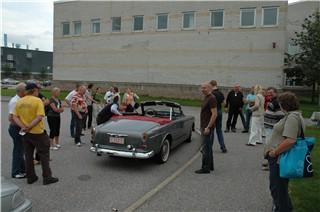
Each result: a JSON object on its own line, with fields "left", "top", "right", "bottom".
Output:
{"left": 104, "top": 91, "right": 114, "bottom": 104}
{"left": 8, "top": 95, "right": 20, "bottom": 115}
{"left": 65, "top": 90, "right": 77, "bottom": 102}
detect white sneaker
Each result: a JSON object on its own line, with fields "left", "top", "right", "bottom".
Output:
{"left": 76, "top": 142, "right": 81, "bottom": 147}
{"left": 56, "top": 144, "right": 61, "bottom": 148}
{"left": 50, "top": 147, "right": 59, "bottom": 150}
{"left": 81, "top": 140, "right": 86, "bottom": 144}
{"left": 14, "top": 173, "right": 26, "bottom": 178}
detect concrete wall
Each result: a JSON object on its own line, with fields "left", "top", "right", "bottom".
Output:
{"left": 53, "top": 1, "right": 288, "bottom": 98}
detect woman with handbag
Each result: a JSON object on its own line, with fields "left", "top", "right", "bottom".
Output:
{"left": 263, "top": 91, "right": 304, "bottom": 212}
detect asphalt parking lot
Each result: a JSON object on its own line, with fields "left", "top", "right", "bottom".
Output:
{"left": 1, "top": 97, "right": 274, "bottom": 212}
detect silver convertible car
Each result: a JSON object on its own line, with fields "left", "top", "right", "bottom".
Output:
{"left": 90, "top": 101, "right": 195, "bottom": 163}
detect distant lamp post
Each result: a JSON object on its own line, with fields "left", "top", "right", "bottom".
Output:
{"left": 47, "top": 66, "right": 50, "bottom": 80}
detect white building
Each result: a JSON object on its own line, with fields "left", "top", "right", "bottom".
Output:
{"left": 54, "top": 0, "right": 290, "bottom": 97}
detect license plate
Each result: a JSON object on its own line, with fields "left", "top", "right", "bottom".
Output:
{"left": 109, "top": 137, "right": 124, "bottom": 144}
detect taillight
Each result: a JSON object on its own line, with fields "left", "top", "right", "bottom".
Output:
{"left": 91, "top": 128, "right": 95, "bottom": 138}
{"left": 142, "top": 132, "right": 147, "bottom": 142}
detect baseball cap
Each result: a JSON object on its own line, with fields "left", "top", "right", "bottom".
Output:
{"left": 25, "top": 83, "right": 40, "bottom": 91}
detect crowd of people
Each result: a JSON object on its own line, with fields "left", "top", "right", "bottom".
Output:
{"left": 7, "top": 82, "right": 138, "bottom": 185}
{"left": 8, "top": 80, "right": 304, "bottom": 211}
{"left": 197, "top": 80, "right": 303, "bottom": 212}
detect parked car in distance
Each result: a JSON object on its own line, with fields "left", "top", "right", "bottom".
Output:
{"left": 1, "top": 78, "right": 20, "bottom": 85}
{"left": 90, "top": 101, "right": 195, "bottom": 164}
{"left": 42, "top": 80, "right": 52, "bottom": 86}
{"left": 25, "top": 79, "right": 41, "bottom": 85}
{"left": 1, "top": 176, "right": 32, "bottom": 212}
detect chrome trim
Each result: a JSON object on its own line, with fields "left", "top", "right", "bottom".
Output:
{"left": 90, "top": 147, "right": 154, "bottom": 159}
{"left": 107, "top": 133, "right": 128, "bottom": 137}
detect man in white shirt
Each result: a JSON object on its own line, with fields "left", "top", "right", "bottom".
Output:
{"left": 64, "top": 84, "right": 80, "bottom": 138}
{"left": 104, "top": 86, "right": 115, "bottom": 105}
{"left": 8, "top": 83, "right": 27, "bottom": 179}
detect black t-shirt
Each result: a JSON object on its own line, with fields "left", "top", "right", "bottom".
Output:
{"left": 212, "top": 89, "right": 225, "bottom": 109}
{"left": 98, "top": 103, "right": 117, "bottom": 124}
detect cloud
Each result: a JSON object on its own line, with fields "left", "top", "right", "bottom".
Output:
{"left": 2, "top": 1, "right": 54, "bottom": 51}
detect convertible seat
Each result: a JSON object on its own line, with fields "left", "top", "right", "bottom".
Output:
{"left": 112, "top": 115, "right": 172, "bottom": 125}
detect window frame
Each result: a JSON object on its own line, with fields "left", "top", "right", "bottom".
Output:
{"left": 288, "top": 43, "right": 300, "bottom": 55}
{"left": 91, "top": 19, "right": 101, "bottom": 34}
{"left": 133, "top": 15, "right": 144, "bottom": 32}
{"left": 157, "top": 13, "right": 169, "bottom": 31}
{"left": 262, "top": 7, "right": 279, "bottom": 27}
{"left": 240, "top": 8, "right": 256, "bottom": 28}
{"left": 111, "top": 17, "right": 122, "bottom": 33}
{"left": 210, "top": 9, "right": 224, "bottom": 29}
{"left": 62, "top": 22, "right": 70, "bottom": 36}
{"left": 73, "top": 21, "right": 81, "bottom": 36}
{"left": 182, "top": 11, "right": 195, "bottom": 30}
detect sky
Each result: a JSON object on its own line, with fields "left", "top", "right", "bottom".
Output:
{"left": 1, "top": 0, "right": 301, "bottom": 52}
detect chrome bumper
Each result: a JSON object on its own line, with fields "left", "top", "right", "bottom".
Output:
{"left": 90, "top": 146, "right": 154, "bottom": 159}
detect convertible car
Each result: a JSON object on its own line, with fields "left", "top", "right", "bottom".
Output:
{"left": 90, "top": 101, "right": 195, "bottom": 163}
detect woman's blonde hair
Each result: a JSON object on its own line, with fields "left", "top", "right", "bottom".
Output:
{"left": 51, "top": 87, "right": 61, "bottom": 95}
{"left": 254, "top": 84, "right": 263, "bottom": 94}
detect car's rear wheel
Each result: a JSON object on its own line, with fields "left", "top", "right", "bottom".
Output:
{"left": 155, "top": 138, "right": 170, "bottom": 164}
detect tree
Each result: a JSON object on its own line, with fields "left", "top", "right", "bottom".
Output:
{"left": 22, "top": 67, "right": 31, "bottom": 78}
{"left": 39, "top": 67, "right": 46, "bottom": 79}
{"left": 2, "top": 65, "right": 12, "bottom": 77}
{"left": 284, "top": 9, "right": 320, "bottom": 103}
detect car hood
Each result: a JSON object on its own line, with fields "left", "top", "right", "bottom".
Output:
{"left": 1, "top": 177, "right": 19, "bottom": 197}
{"left": 96, "top": 118, "right": 160, "bottom": 133}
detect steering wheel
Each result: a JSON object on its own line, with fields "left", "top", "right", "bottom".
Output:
{"left": 145, "top": 108, "right": 157, "bottom": 117}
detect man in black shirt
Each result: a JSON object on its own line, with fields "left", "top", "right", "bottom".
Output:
{"left": 225, "top": 84, "right": 244, "bottom": 132}
{"left": 210, "top": 80, "right": 227, "bottom": 153}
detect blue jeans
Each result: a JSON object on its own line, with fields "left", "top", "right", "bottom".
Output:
{"left": 239, "top": 109, "right": 246, "bottom": 129}
{"left": 8, "top": 124, "right": 25, "bottom": 176}
{"left": 200, "top": 128, "right": 214, "bottom": 171}
{"left": 268, "top": 156, "right": 293, "bottom": 212}
{"left": 70, "top": 110, "right": 76, "bottom": 137}
{"left": 210, "top": 109, "right": 227, "bottom": 151}
{"left": 245, "top": 109, "right": 252, "bottom": 131}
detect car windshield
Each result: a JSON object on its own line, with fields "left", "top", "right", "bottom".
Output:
{"left": 143, "top": 104, "right": 182, "bottom": 118}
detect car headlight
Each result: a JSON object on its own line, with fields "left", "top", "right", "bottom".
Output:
{"left": 12, "top": 188, "right": 25, "bottom": 209}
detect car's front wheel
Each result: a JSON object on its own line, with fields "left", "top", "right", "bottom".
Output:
{"left": 155, "top": 138, "right": 170, "bottom": 164}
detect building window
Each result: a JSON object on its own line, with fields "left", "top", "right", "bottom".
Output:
{"left": 7, "top": 54, "right": 13, "bottom": 61}
{"left": 112, "top": 17, "right": 121, "bottom": 32}
{"left": 62, "top": 22, "right": 70, "bottom": 36}
{"left": 74, "top": 21, "right": 81, "bottom": 35}
{"left": 133, "top": 16, "right": 144, "bottom": 31}
{"left": 262, "top": 7, "right": 278, "bottom": 26}
{"left": 92, "top": 19, "right": 101, "bottom": 34}
{"left": 157, "top": 14, "right": 168, "bottom": 31}
{"left": 288, "top": 44, "right": 300, "bottom": 55}
{"left": 210, "top": 10, "right": 224, "bottom": 28}
{"left": 26, "top": 52, "right": 32, "bottom": 58}
{"left": 240, "top": 8, "right": 256, "bottom": 27}
{"left": 182, "top": 12, "right": 195, "bottom": 30}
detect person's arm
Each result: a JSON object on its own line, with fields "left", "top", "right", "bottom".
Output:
{"left": 50, "top": 102, "right": 63, "bottom": 113}
{"left": 204, "top": 107, "right": 217, "bottom": 135}
{"left": 111, "top": 104, "right": 122, "bottom": 116}
{"left": 250, "top": 96, "right": 260, "bottom": 111}
{"left": 86, "top": 91, "right": 97, "bottom": 104}
{"left": 13, "top": 115, "right": 43, "bottom": 133}
{"left": 71, "top": 95, "right": 82, "bottom": 119}
{"left": 268, "top": 137, "right": 295, "bottom": 157}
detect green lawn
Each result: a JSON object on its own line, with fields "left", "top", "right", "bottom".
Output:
{"left": 289, "top": 126, "right": 320, "bottom": 212}
{"left": 1, "top": 88, "right": 202, "bottom": 107}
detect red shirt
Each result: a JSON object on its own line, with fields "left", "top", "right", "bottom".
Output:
{"left": 71, "top": 93, "right": 87, "bottom": 112}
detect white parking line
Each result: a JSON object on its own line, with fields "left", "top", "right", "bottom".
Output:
{"left": 124, "top": 151, "right": 201, "bottom": 212}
